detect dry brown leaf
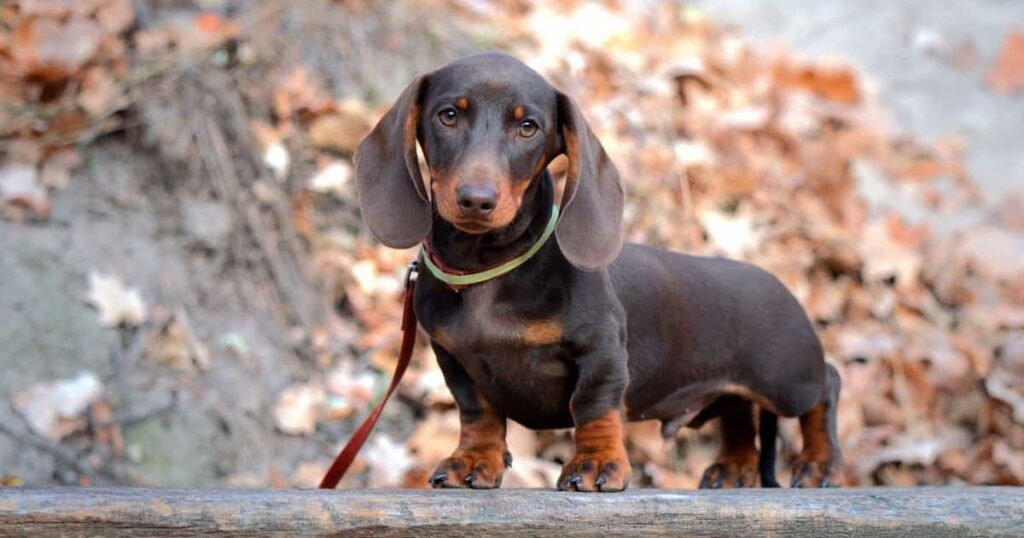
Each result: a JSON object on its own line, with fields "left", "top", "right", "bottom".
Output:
{"left": 361, "top": 435, "right": 415, "bottom": 487}
{"left": 12, "top": 17, "right": 104, "bottom": 81}
{"left": 39, "top": 148, "right": 81, "bottom": 189}
{"left": 987, "top": 31, "right": 1024, "bottom": 94}
{"left": 0, "top": 162, "right": 50, "bottom": 219}
{"left": 775, "top": 62, "right": 861, "bottom": 104}
{"left": 78, "top": 67, "right": 119, "bottom": 116}
{"left": 308, "top": 111, "right": 373, "bottom": 155}
{"left": 273, "top": 383, "right": 325, "bottom": 436}
{"left": 95, "top": 0, "right": 135, "bottom": 35}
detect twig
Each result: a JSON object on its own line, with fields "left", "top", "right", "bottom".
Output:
{"left": 197, "top": 112, "right": 322, "bottom": 332}
{"left": 116, "top": 393, "right": 177, "bottom": 429}
{"left": 0, "top": 413, "right": 93, "bottom": 479}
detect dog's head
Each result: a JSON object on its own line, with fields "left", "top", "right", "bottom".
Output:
{"left": 355, "top": 52, "right": 624, "bottom": 271}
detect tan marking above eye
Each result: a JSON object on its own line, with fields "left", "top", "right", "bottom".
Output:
{"left": 513, "top": 106, "right": 525, "bottom": 120}
{"left": 455, "top": 97, "right": 469, "bottom": 110}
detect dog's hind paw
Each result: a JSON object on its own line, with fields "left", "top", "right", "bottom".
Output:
{"left": 699, "top": 460, "right": 760, "bottom": 489}
{"left": 789, "top": 459, "right": 841, "bottom": 488}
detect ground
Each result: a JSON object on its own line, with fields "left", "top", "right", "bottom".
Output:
{"left": 1, "top": 0, "right": 1023, "bottom": 489}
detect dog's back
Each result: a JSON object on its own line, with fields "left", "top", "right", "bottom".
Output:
{"left": 610, "top": 243, "right": 826, "bottom": 421}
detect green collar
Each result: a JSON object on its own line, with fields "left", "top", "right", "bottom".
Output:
{"left": 421, "top": 205, "right": 560, "bottom": 288}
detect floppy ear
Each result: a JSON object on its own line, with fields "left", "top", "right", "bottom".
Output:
{"left": 355, "top": 76, "right": 432, "bottom": 248}
{"left": 555, "top": 92, "right": 625, "bottom": 271}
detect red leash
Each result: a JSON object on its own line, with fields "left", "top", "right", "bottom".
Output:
{"left": 319, "top": 260, "right": 419, "bottom": 489}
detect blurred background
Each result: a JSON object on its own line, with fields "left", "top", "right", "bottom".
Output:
{"left": 2, "top": 0, "right": 1023, "bottom": 489}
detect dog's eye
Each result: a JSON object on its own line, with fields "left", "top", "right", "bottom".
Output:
{"left": 438, "top": 108, "right": 458, "bottom": 127}
{"left": 518, "top": 119, "right": 538, "bottom": 138}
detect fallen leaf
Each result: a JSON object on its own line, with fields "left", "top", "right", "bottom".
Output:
{"left": 78, "top": 66, "right": 120, "bottom": 116}
{"left": 361, "top": 434, "right": 414, "bottom": 487}
{"left": 406, "top": 411, "right": 459, "bottom": 465}
{"left": 10, "top": 372, "right": 104, "bottom": 441}
{"left": 89, "top": 399, "right": 124, "bottom": 456}
{"left": 987, "top": 31, "right": 1024, "bottom": 94}
{"left": 308, "top": 111, "right": 372, "bottom": 155}
{"left": 85, "top": 272, "right": 147, "bottom": 327}
{"left": 859, "top": 215, "right": 926, "bottom": 287}
{"left": 17, "top": 0, "right": 78, "bottom": 18}
{"left": 95, "top": 0, "right": 135, "bottom": 35}
{"left": 0, "top": 162, "right": 50, "bottom": 218}
{"left": 308, "top": 161, "right": 353, "bottom": 197}
{"left": 776, "top": 62, "right": 861, "bottom": 104}
{"left": 324, "top": 362, "right": 376, "bottom": 418}
{"left": 699, "top": 209, "right": 761, "bottom": 259}
{"left": 273, "top": 383, "right": 325, "bottom": 435}
{"left": 954, "top": 226, "right": 1024, "bottom": 282}
{"left": 39, "top": 148, "right": 81, "bottom": 189}
{"left": 12, "top": 16, "right": 104, "bottom": 81}
{"left": 145, "top": 312, "right": 210, "bottom": 372}
{"left": 291, "top": 462, "right": 328, "bottom": 488}
{"left": 263, "top": 142, "right": 290, "bottom": 181}
{"left": 1, "top": 475, "right": 24, "bottom": 487}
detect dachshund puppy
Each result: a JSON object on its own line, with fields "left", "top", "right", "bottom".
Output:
{"left": 355, "top": 52, "right": 841, "bottom": 491}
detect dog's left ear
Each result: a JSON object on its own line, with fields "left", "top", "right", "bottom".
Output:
{"left": 354, "top": 76, "right": 432, "bottom": 248}
{"left": 555, "top": 92, "right": 625, "bottom": 271}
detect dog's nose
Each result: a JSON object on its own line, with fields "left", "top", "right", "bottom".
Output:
{"left": 456, "top": 184, "right": 497, "bottom": 216}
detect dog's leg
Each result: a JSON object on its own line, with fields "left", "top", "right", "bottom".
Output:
{"left": 699, "top": 395, "right": 761, "bottom": 488}
{"left": 429, "top": 344, "right": 510, "bottom": 489}
{"left": 790, "top": 363, "right": 843, "bottom": 487}
{"left": 557, "top": 346, "right": 630, "bottom": 492}
{"left": 758, "top": 408, "right": 780, "bottom": 487}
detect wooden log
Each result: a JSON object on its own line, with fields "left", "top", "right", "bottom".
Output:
{"left": 1, "top": 487, "right": 1022, "bottom": 537}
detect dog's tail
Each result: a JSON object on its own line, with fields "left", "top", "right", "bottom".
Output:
{"left": 758, "top": 408, "right": 780, "bottom": 487}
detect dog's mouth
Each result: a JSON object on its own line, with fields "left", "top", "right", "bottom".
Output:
{"left": 449, "top": 219, "right": 497, "bottom": 234}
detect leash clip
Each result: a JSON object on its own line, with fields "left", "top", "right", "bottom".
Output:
{"left": 405, "top": 259, "right": 420, "bottom": 289}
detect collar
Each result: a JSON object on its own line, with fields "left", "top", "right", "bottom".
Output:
{"left": 421, "top": 204, "right": 560, "bottom": 288}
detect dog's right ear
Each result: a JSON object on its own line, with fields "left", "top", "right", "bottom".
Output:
{"left": 355, "top": 76, "right": 432, "bottom": 248}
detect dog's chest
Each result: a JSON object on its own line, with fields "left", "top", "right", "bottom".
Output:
{"left": 421, "top": 279, "right": 570, "bottom": 379}
{"left": 424, "top": 281, "right": 564, "bottom": 353}
{"left": 418, "top": 280, "right": 575, "bottom": 427}
{"left": 444, "top": 282, "right": 565, "bottom": 350}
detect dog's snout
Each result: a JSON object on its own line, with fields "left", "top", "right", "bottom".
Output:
{"left": 456, "top": 184, "right": 498, "bottom": 216}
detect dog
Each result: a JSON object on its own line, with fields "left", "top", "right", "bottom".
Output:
{"left": 354, "top": 52, "right": 841, "bottom": 491}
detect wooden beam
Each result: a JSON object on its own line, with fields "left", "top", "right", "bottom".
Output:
{"left": 2, "top": 487, "right": 1022, "bottom": 536}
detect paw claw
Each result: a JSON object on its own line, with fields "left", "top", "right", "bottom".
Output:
{"left": 558, "top": 453, "right": 629, "bottom": 493}
{"left": 559, "top": 474, "right": 583, "bottom": 491}
{"left": 429, "top": 472, "right": 448, "bottom": 488}
{"left": 789, "top": 459, "right": 840, "bottom": 488}
{"left": 700, "top": 461, "right": 758, "bottom": 489}
{"left": 430, "top": 448, "right": 508, "bottom": 490}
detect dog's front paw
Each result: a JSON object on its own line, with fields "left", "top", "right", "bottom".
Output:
{"left": 429, "top": 447, "right": 512, "bottom": 489}
{"left": 790, "top": 459, "right": 841, "bottom": 488}
{"left": 557, "top": 451, "right": 631, "bottom": 492}
{"left": 699, "top": 459, "right": 760, "bottom": 489}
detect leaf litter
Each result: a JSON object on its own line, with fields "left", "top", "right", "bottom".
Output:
{"left": 2, "top": 0, "right": 1022, "bottom": 489}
